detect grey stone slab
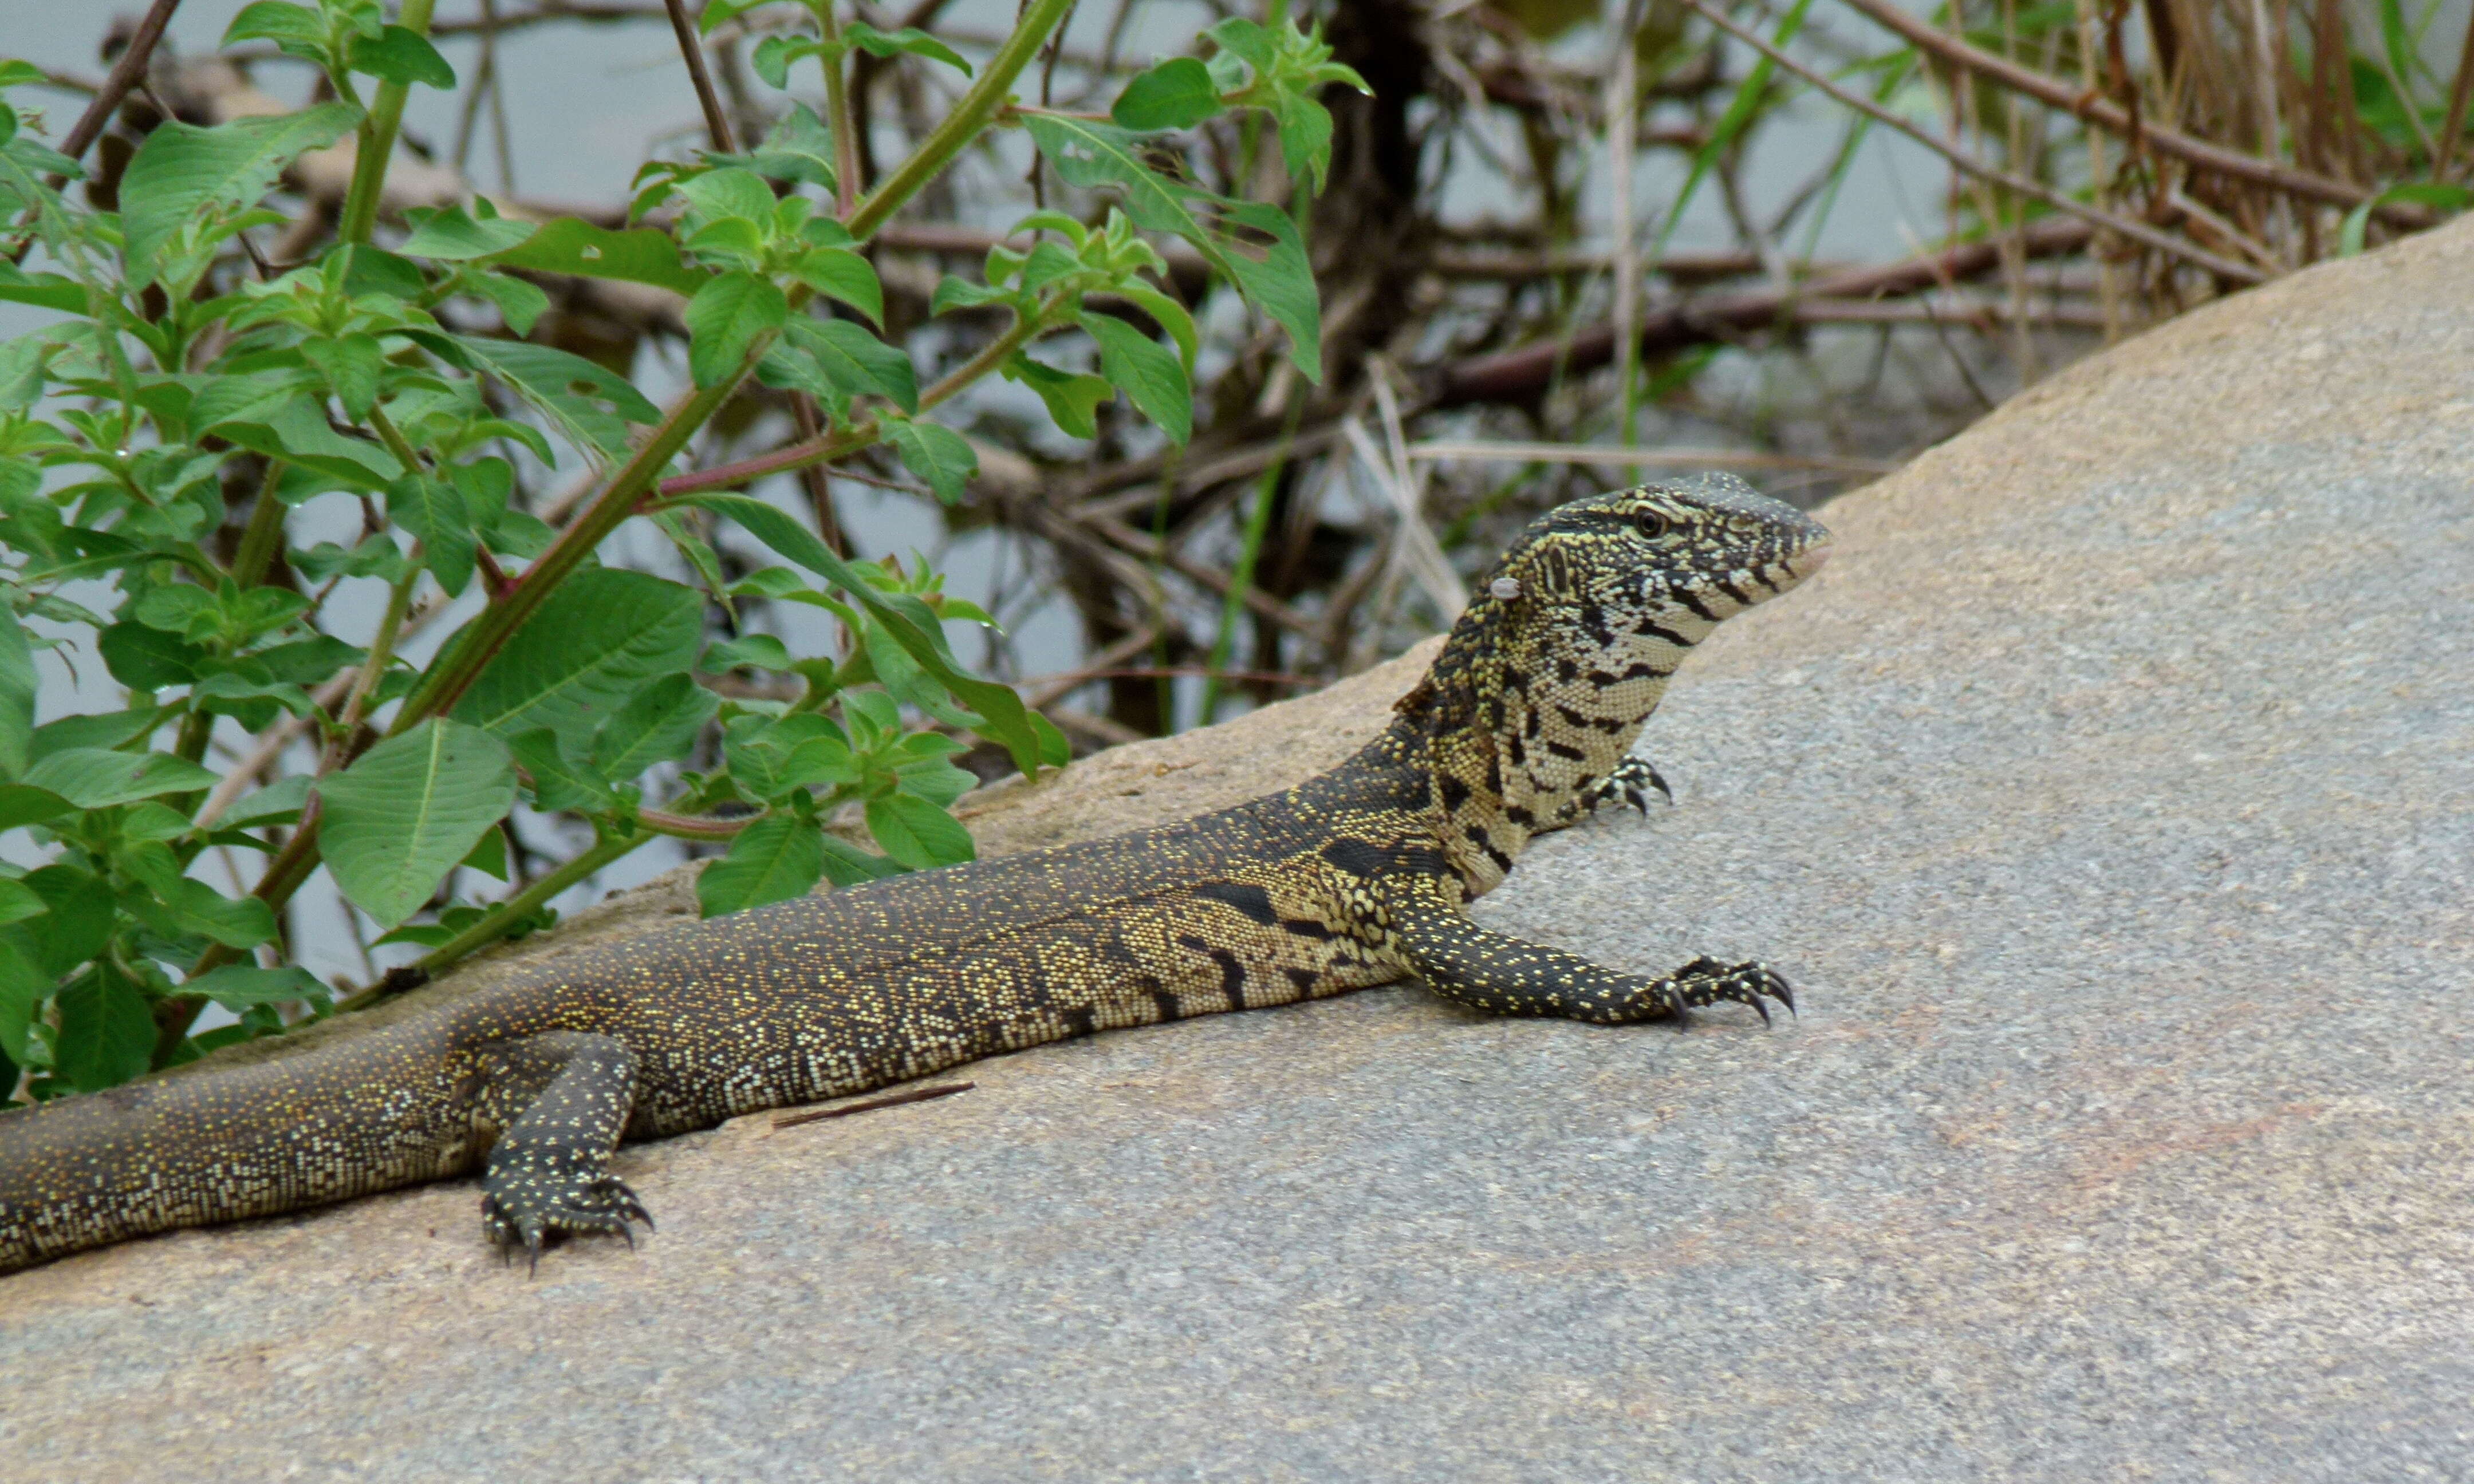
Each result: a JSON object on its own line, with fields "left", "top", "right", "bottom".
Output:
{"left": 5, "top": 222, "right": 2473, "bottom": 1482}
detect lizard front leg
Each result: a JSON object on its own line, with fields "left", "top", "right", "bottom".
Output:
{"left": 1376, "top": 875, "right": 1791, "bottom": 1027}
{"left": 471, "top": 1032, "right": 652, "bottom": 1270}
{"left": 1582, "top": 754, "right": 1673, "bottom": 815}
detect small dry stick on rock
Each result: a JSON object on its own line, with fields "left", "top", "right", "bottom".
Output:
{"left": 771, "top": 1082, "right": 976, "bottom": 1130}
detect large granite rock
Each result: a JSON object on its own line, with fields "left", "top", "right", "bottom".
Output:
{"left": 5, "top": 220, "right": 2472, "bottom": 1480}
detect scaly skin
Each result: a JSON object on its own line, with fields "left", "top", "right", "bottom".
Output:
{"left": 0, "top": 477, "right": 1829, "bottom": 1274}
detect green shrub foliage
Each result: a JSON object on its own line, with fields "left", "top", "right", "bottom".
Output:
{"left": 0, "top": 1, "right": 1358, "bottom": 1099}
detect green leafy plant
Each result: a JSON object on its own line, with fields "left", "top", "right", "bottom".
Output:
{"left": 0, "top": 0, "right": 1354, "bottom": 1101}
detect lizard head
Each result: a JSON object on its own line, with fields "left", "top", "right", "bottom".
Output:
{"left": 1478, "top": 475, "right": 1833, "bottom": 630}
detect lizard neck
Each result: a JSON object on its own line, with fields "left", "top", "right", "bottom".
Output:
{"left": 1385, "top": 600, "right": 1721, "bottom": 898}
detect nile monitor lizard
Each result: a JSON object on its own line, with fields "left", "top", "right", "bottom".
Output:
{"left": 0, "top": 477, "right": 1829, "bottom": 1275}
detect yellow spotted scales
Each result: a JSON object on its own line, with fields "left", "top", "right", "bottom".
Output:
{"left": 0, "top": 479, "right": 1830, "bottom": 1274}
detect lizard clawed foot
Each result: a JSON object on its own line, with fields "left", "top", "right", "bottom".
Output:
{"left": 1583, "top": 756, "right": 1675, "bottom": 816}
{"left": 480, "top": 1173, "right": 654, "bottom": 1276}
{"left": 1642, "top": 957, "right": 1796, "bottom": 1029}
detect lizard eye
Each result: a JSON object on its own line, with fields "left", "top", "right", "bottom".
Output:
{"left": 1632, "top": 508, "right": 1669, "bottom": 540}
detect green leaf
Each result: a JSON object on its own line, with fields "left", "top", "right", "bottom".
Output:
{"left": 255, "top": 634, "right": 365, "bottom": 686}
{"left": 697, "top": 0, "right": 786, "bottom": 34}
{"left": 0, "top": 937, "right": 45, "bottom": 1069}
{"left": 387, "top": 473, "right": 477, "bottom": 597}
{"left": 785, "top": 317, "right": 917, "bottom": 411}
{"left": 434, "top": 334, "right": 663, "bottom": 460}
{"left": 1112, "top": 57, "right": 1223, "bottom": 131}
{"left": 0, "top": 603, "right": 33, "bottom": 781}
{"left": 883, "top": 417, "right": 978, "bottom": 504}
{"left": 301, "top": 332, "right": 385, "bottom": 420}
{"left": 1023, "top": 114, "right": 1322, "bottom": 379}
{"left": 843, "top": 22, "right": 973, "bottom": 74}
{"left": 128, "top": 877, "right": 278, "bottom": 950}
{"left": 3, "top": 866, "right": 114, "bottom": 977}
{"left": 94, "top": 618, "right": 200, "bottom": 692}
{"left": 692, "top": 494, "right": 1045, "bottom": 776}
{"left": 0, "top": 261, "right": 84, "bottom": 314}
{"left": 686, "top": 270, "right": 789, "bottom": 388}
{"left": 717, "top": 103, "right": 838, "bottom": 191}
{"left": 462, "top": 822, "right": 509, "bottom": 881}
{"left": 213, "top": 396, "right": 404, "bottom": 490}
{"left": 0, "top": 332, "right": 46, "bottom": 409}
{"left": 0, "top": 878, "right": 44, "bottom": 926}
{"left": 750, "top": 33, "right": 821, "bottom": 91}
{"left": 479, "top": 216, "right": 707, "bottom": 294}
{"left": 223, "top": 2, "right": 328, "bottom": 51}
{"left": 54, "top": 965, "right": 155, "bottom": 1093}
{"left": 0, "top": 789, "right": 34, "bottom": 847}
{"left": 508, "top": 727, "right": 614, "bottom": 813}
{"left": 1117, "top": 284, "right": 1200, "bottom": 374}
{"left": 188, "top": 368, "right": 322, "bottom": 431}
{"left": 30, "top": 706, "right": 162, "bottom": 760}
{"left": 316, "top": 719, "right": 517, "bottom": 931}
{"left": 452, "top": 265, "right": 551, "bottom": 335}
{"left": 1002, "top": 355, "right": 1112, "bottom": 440}
{"left": 701, "top": 633, "right": 798, "bottom": 672}
{"left": 1212, "top": 200, "right": 1322, "bottom": 382}
{"left": 347, "top": 25, "right": 458, "bottom": 89}
{"left": 218, "top": 772, "right": 313, "bottom": 828}
{"left": 865, "top": 791, "right": 975, "bottom": 870}
{"left": 21, "top": 748, "right": 217, "bottom": 807}
{"left": 790, "top": 248, "right": 884, "bottom": 326}
{"left": 695, "top": 812, "right": 825, "bottom": 917}
{"left": 450, "top": 568, "right": 704, "bottom": 747}
{"left": 183, "top": 964, "right": 326, "bottom": 1009}
{"left": 818, "top": 833, "right": 903, "bottom": 886}
{"left": 399, "top": 201, "right": 538, "bottom": 259}
{"left": 2339, "top": 182, "right": 2474, "bottom": 255}
{"left": 120, "top": 101, "right": 363, "bottom": 287}
{"left": 592, "top": 673, "right": 719, "bottom": 780}
{"left": 673, "top": 167, "right": 777, "bottom": 227}
{"left": 1082, "top": 311, "right": 1192, "bottom": 443}
{"left": 340, "top": 242, "right": 427, "bottom": 299}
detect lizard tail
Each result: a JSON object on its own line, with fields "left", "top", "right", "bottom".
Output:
{"left": 0, "top": 1032, "right": 473, "bottom": 1275}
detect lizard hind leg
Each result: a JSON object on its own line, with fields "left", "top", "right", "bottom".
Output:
{"left": 472, "top": 1032, "right": 652, "bottom": 1272}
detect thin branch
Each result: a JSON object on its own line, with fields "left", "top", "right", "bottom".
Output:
{"left": 1834, "top": 0, "right": 2424, "bottom": 224}
{"left": 663, "top": 0, "right": 739, "bottom": 152}
{"left": 1679, "top": 0, "right": 2263, "bottom": 286}
{"left": 1436, "top": 216, "right": 2097, "bottom": 406}
{"left": 1404, "top": 441, "right": 1899, "bottom": 475}
{"left": 773, "top": 1080, "right": 974, "bottom": 1128}
{"left": 46, "top": 0, "right": 183, "bottom": 187}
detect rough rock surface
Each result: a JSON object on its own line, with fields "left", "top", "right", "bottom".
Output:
{"left": 6, "top": 221, "right": 2473, "bottom": 1480}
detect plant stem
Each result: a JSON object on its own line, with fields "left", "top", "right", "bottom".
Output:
{"left": 337, "top": 566, "right": 416, "bottom": 741}
{"left": 230, "top": 459, "right": 290, "bottom": 588}
{"left": 816, "top": 2, "right": 862, "bottom": 218}
{"left": 337, "top": 0, "right": 440, "bottom": 245}
{"left": 845, "top": 0, "right": 1077, "bottom": 240}
{"left": 412, "top": 826, "right": 644, "bottom": 974}
{"left": 393, "top": 373, "right": 739, "bottom": 728}
{"left": 1197, "top": 392, "right": 1303, "bottom": 724}
{"left": 664, "top": 0, "right": 739, "bottom": 152}
{"left": 367, "top": 404, "right": 423, "bottom": 473}
{"left": 652, "top": 310, "right": 1034, "bottom": 500}
{"left": 637, "top": 807, "right": 756, "bottom": 840}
